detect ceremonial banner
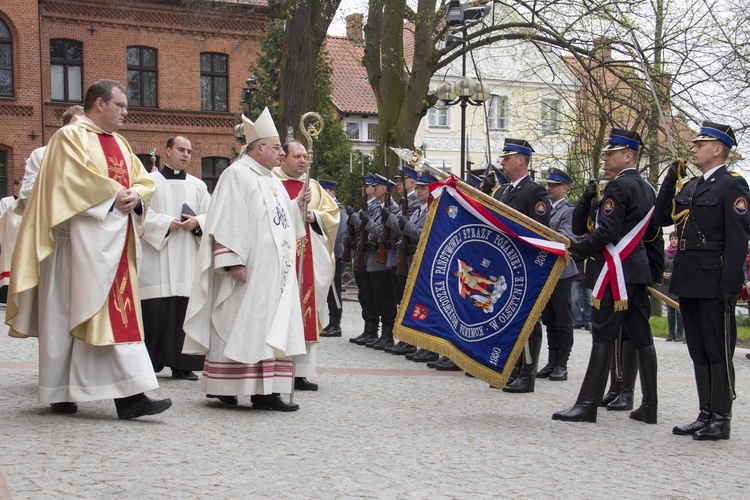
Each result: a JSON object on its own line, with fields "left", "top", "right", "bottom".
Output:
{"left": 394, "top": 175, "right": 569, "bottom": 388}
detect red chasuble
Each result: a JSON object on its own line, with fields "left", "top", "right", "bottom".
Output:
{"left": 280, "top": 179, "right": 318, "bottom": 342}
{"left": 97, "top": 134, "right": 141, "bottom": 343}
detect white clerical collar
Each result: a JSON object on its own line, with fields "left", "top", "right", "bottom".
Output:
{"left": 702, "top": 164, "right": 724, "bottom": 181}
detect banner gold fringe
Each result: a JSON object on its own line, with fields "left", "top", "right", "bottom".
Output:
{"left": 393, "top": 181, "right": 568, "bottom": 389}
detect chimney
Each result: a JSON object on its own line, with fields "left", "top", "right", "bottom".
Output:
{"left": 346, "top": 13, "right": 364, "bottom": 46}
{"left": 593, "top": 37, "right": 612, "bottom": 62}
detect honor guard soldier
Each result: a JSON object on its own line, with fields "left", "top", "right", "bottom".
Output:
{"left": 553, "top": 128, "right": 659, "bottom": 424}
{"left": 655, "top": 122, "right": 750, "bottom": 440}
{"left": 320, "top": 179, "right": 347, "bottom": 338}
{"left": 537, "top": 168, "right": 578, "bottom": 382}
{"left": 358, "top": 174, "right": 398, "bottom": 350}
{"left": 348, "top": 173, "right": 381, "bottom": 346}
{"left": 492, "top": 138, "right": 551, "bottom": 393}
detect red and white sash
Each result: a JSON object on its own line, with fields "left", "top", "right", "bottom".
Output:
{"left": 591, "top": 206, "right": 654, "bottom": 311}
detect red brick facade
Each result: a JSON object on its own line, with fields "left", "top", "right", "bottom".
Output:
{"left": 0, "top": 0, "right": 268, "bottom": 194}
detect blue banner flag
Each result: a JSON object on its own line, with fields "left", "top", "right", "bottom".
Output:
{"left": 394, "top": 176, "right": 569, "bottom": 388}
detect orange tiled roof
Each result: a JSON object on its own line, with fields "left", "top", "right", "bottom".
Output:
{"left": 326, "top": 36, "right": 378, "bottom": 115}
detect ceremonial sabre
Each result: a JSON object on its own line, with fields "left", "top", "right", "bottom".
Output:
{"left": 291, "top": 112, "right": 323, "bottom": 403}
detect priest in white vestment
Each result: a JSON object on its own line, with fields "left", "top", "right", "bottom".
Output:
{"left": 274, "top": 140, "right": 339, "bottom": 391}
{"left": 183, "top": 108, "right": 308, "bottom": 412}
{"left": 6, "top": 79, "right": 172, "bottom": 420}
{"left": 140, "top": 135, "right": 210, "bottom": 381}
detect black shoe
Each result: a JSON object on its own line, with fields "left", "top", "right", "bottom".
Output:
{"left": 153, "top": 365, "right": 164, "bottom": 373}
{"left": 172, "top": 369, "right": 199, "bottom": 381}
{"left": 251, "top": 393, "right": 299, "bottom": 412}
{"left": 435, "top": 358, "right": 461, "bottom": 371}
{"left": 294, "top": 377, "right": 319, "bottom": 391}
{"left": 584, "top": 323, "right": 592, "bottom": 331}
{"left": 746, "top": 353, "right": 750, "bottom": 360}
{"left": 115, "top": 394, "right": 172, "bottom": 419}
{"left": 406, "top": 348, "right": 426, "bottom": 360}
{"left": 385, "top": 341, "right": 406, "bottom": 353}
{"left": 320, "top": 326, "right": 342, "bottom": 338}
{"left": 50, "top": 402, "right": 78, "bottom": 414}
{"left": 548, "top": 365, "right": 568, "bottom": 381}
{"left": 426, "top": 358, "right": 440, "bottom": 369}
{"left": 207, "top": 394, "right": 239, "bottom": 406}
{"left": 412, "top": 351, "right": 439, "bottom": 363}
{"left": 392, "top": 343, "right": 417, "bottom": 355}
{"left": 536, "top": 363, "right": 555, "bottom": 379}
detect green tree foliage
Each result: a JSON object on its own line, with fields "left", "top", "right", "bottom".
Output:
{"left": 246, "top": 21, "right": 353, "bottom": 198}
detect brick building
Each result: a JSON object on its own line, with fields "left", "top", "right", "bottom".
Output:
{"left": 0, "top": 0, "right": 268, "bottom": 195}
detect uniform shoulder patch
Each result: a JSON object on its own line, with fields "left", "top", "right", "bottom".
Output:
{"left": 730, "top": 172, "right": 742, "bottom": 177}
{"left": 733, "top": 196, "right": 748, "bottom": 215}
{"left": 534, "top": 201, "right": 547, "bottom": 216}
{"left": 602, "top": 197, "right": 615, "bottom": 216}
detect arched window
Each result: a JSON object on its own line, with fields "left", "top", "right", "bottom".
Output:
{"left": 127, "top": 46, "right": 157, "bottom": 107}
{"left": 201, "top": 156, "right": 229, "bottom": 193}
{"left": 200, "top": 52, "right": 228, "bottom": 111}
{"left": 0, "top": 20, "right": 12, "bottom": 97}
{"left": 50, "top": 39, "right": 83, "bottom": 102}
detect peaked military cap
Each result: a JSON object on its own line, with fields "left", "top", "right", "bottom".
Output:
{"left": 373, "top": 173, "right": 396, "bottom": 187}
{"left": 319, "top": 179, "right": 337, "bottom": 190}
{"left": 693, "top": 121, "right": 737, "bottom": 149}
{"left": 499, "top": 138, "right": 534, "bottom": 157}
{"left": 394, "top": 165, "right": 419, "bottom": 180}
{"left": 602, "top": 128, "right": 642, "bottom": 151}
{"left": 364, "top": 172, "right": 378, "bottom": 185}
{"left": 545, "top": 167, "right": 573, "bottom": 185}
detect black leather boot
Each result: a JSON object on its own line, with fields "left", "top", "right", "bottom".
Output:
{"left": 630, "top": 344, "right": 658, "bottom": 424}
{"left": 552, "top": 343, "right": 612, "bottom": 423}
{"left": 673, "top": 364, "right": 711, "bottom": 435}
{"left": 536, "top": 349, "right": 557, "bottom": 379}
{"left": 350, "top": 321, "right": 375, "bottom": 344}
{"left": 607, "top": 340, "right": 636, "bottom": 411}
{"left": 373, "top": 323, "right": 395, "bottom": 351}
{"left": 600, "top": 350, "right": 621, "bottom": 407}
{"left": 693, "top": 363, "right": 732, "bottom": 440}
{"left": 503, "top": 323, "right": 542, "bottom": 393}
{"left": 549, "top": 350, "right": 570, "bottom": 381}
{"left": 356, "top": 322, "right": 379, "bottom": 346}
{"left": 320, "top": 310, "right": 342, "bottom": 337}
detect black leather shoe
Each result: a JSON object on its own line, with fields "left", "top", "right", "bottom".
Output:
{"left": 294, "top": 377, "right": 319, "bottom": 391}
{"left": 115, "top": 394, "right": 172, "bottom": 419}
{"left": 251, "top": 393, "right": 299, "bottom": 412}
{"left": 320, "top": 326, "right": 342, "bottom": 337}
{"left": 552, "top": 404, "right": 597, "bottom": 423}
{"left": 392, "top": 343, "right": 417, "bottom": 355}
{"left": 412, "top": 351, "right": 439, "bottom": 363}
{"left": 207, "top": 394, "right": 239, "bottom": 405}
{"left": 435, "top": 358, "right": 461, "bottom": 371}
{"left": 548, "top": 365, "right": 568, "bottom": 381}
{"left": 426, "top": 359, "right": 439, "bottom": 369}
{"left": 153, "top": 364, "right": 164, "bottom": 373}
{"left": 50, "top": 402, "right": 78, "bottom": 414}
{"left": 630, "top": 404, "right": 657, "bottom": 424}
{"left": 536, "top": 363, "right": 555, "bottom": 379}
{"left": 172, "top": 369, "right": 199, "bottom": 381}
{"left": 406, "top": 348, "right": 426, "bottom": 360}
{"left": 693, "top": 413, "right": 731, "bottom": 441}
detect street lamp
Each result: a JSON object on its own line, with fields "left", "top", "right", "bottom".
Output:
{"left": 234, "top": 75, "right": 259, "bottom": 140}
{"left": 439, "top": 1, "right": 490, "bottom": 180}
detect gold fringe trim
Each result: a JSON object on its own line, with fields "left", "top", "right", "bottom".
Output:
{"left": 614, "top": 299, "right": 629, "bottom": 312}
{"left": 591, "top": 297, "right": 601, "bottom": 310}
{"left": 393, "top": 189, "right": 569, "bottom": 390}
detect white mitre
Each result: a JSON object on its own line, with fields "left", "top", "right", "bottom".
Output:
{"left": 242, "top": 107, "right": 279, "bottom": 144}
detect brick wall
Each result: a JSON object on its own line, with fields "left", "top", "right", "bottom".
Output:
{"left": 0, "top": 0, "right": 267, "bottom": 186}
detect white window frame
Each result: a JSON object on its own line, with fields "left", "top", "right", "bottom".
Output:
{"left": 427, "top": 106, "right": 449, "bottom": 129}
{"left": 540, "top": 97, "right": 563, "bottom": 136}
{"left": 487, "top": 95, "right": 509, "bottom": 131}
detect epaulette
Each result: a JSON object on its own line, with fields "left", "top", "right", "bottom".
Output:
{"left": 730, "top": 172, "right": 742, "bottom": 177}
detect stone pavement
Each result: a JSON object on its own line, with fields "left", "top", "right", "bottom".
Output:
{"left": 1, "top": 301, "right": 749, "bottom": 499}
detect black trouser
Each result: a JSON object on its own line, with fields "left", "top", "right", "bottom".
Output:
{"left": 591, "top": 283, "right": 652, "bottom": 349}
{"left": 393, "top": 267, "right": 407, "bottom": 303}
{"left": 679, "top": 297, "right": 736, "bottom": 365}
{"left": 355, "top": 269, "right": 378, "bottom": 324}
{"left": 327, "top": 258, "right": 343, "bottom": 317}
{"left": 370, "top": 269, "right": 397, "bottom": 325}
{"left": 541, "top": 277, "right": 574, "bottom": 353}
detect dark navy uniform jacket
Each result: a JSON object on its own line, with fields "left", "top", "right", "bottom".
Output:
{"left": 493, "top": 175, "right": 551, "bottom": 227}
{"left": 655, "top": 165, "right": 750, "bottom": 298}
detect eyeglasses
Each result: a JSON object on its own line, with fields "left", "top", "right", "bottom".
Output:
{"left": 260, "top": 143, "right": 283, "bottom": 150}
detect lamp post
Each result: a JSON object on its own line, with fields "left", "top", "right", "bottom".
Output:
{"left": 234, "top": 75, "right": 259, "bottom": 141}
{"left": 440, "top": 1, "right": 490, "bottom": 180}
